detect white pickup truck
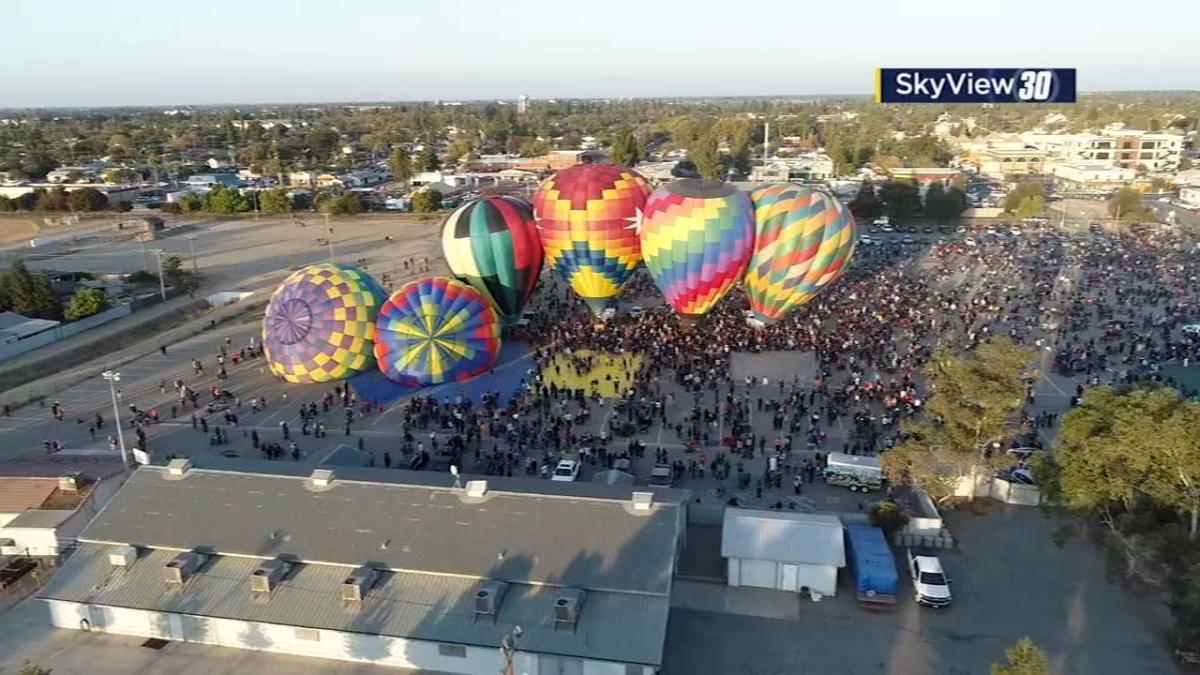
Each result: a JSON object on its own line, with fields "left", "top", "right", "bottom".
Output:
{"left": 907, "top": 549, "right": 952, "bottom": 608}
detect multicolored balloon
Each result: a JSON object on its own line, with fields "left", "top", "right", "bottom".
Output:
{"left": 745, "top": 184, "right": 856, "bottom": 325}
{"left": 373, "top": 277, "right": 501, "bottom": 387}
{"left": 639, "top": 179, "right": 755, "bottom": 317}
{"left": 263, "top": 263, "right": 386, "bottom": 384}
{"left": 532, "top": 162, "right": 651, "bottom": 314}
{"left": 440, "top": 196, "right": 542, "bottom": 323}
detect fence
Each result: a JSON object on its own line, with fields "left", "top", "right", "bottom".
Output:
{"left": 0, "top": 304, "right": 133, "bottom": 362}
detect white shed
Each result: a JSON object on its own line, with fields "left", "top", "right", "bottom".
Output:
{"left": 721, "top": 509, "right": 846, "bottom": 597}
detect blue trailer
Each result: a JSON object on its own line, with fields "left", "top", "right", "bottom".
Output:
{"left": 845, "top": 525, "right": 899, "bottom": 605}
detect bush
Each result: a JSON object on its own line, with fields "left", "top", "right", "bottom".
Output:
{"left": 410, "top": 189, "right": 440, "bottom": 213}
{"left": 127, "top": 270, "right": 158, "bottom": 283}
{"left": 64, "top": 288, "right": 108, "bottom": 321}
{"left": 159, "top": 202, "right": 182, "bottom": 215}
{"left": 868, "top": 500, "right": 910, "bottom": 535}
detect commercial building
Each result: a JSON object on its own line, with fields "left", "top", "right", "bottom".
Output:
{"left": 183, "top": 173, "right": 240, "bottom": 189}
{"left": 37, "top": 462, "right": 686, "bottom": 675}
{"left": 0, "top": 458, "right": 125, "bottom": 557}
{"left": 749, "top": 153, "right": 835, "bottom": 183}
{"left": 975, "top": 137, "right": 1047, "bottom": 179}
{"left": 1021, "top": 127, "right": 1184, "bottom": 173}
{"left": 721, "top": 509, "right": 845, "bottom": 598}
{"left": 1048, "top": 163, "right": 1137, "bottom": 191}
{"left": 1181, "top": 187, "right": 1200, "bottom": 208}
{"left": 887, "top": 167, "right": 961, "bottom": 184}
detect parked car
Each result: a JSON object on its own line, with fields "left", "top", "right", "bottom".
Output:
{"left": 648, "top": 464, "right": 673, "bottom": 487}
{"left": 551, "top": 459, "right": 580, "bottom": 482}
{"left": 964, "top": 238, "right": 978, "bottom": 247}
{"left": 907, "top": 550, "right": 952, "bottom": 608}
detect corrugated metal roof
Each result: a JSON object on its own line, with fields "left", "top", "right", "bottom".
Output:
{"left": 721, "top": 509, "right": 846, "bottom": 567}
{"left": 0, "top": 478, "right": 58, "bottom": 513}
{"left": 39, "top": 543, "right": 668, "bottom": 666}
{"left": 81, "top": 467, "right": 680, "bottom": 595}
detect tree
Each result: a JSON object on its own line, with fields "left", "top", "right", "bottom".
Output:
{"left": 1107, "top": 186, "right": 1148, "bottom": 221}
{"left": 34, "top": 187, "right": 70, "bottom": 211}
{"left": 445, "top": 138, "right": 474, "bottom": 164}
{"left": 14, "top": 660, "right": 52, "bottom": 675}
{"left": 610, "top": 126, "right": 642, "bottom": 167}
{"left": 688, "top": 134, "right": 722, "bottom": 179}
{"left": 0, "top": 260, "right": 62, "bottom": 321}
{"left": 388, "top": 147, "right": 413, "bottom": 183}
{"left": 318, "top": 193, "right": 364, "bottom": 216}
{"left": 0, "top": 195, "right": 14, "bottom": 212}
{"left": 1013, "top": 195, "right": 1045, "bottom": 219}
{"left": 203, "top": 185, "right": 251, "bottom": 214}
{"left": 410, "top": 189, "right": 441, "bottom": 213}
{"left": 161, "top": 254, "right": 185, "bottom": 286}
{"left": 878, "top": 181, "right": 922, "bottom": 220}
{"left": 1004, "top": 182, "right": 1045, "bottom": 214}
{"left": 63, "top": 288, "right": 108, "bottom": 321}
{"left": 848, "top": 180, "right": 883, "bottom": 219}
{"left": 176, "top": 193, "right": 204, "bottom": 214}
{"left": 990, "top": 637, "right": 1046, "bottom": 675}
{"left": 66, "top": 187, "right": 108, "bottom": 212}
{"left": 417, "top": 145, "right": 439, "bottom": 172}
{"left": 259, "top": 188, "right": 292, "bottom": 214}
{"left": 882, "top": 338, "right": 1033, "bottom": 504}
{"left": 1047, "top": 386, "right": 1200, "bottom": 542}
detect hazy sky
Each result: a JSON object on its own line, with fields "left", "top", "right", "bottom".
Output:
{"left": 3, "top": 0, "right": 1196, "bottom": 107}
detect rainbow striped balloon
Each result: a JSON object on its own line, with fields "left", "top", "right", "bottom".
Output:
{"left": 374, "top": 277, "right": 501, "bottom": 387}
{"left": 640, "top": 179, "right": 754, "bottom": 317}
{"left": 745, "top": 184, "right": 856, "bottom": 325}
{"left": 533, "top": 163, "right": 651, "bottom": 314}
{"left": 263, "top": 263, "right": 386, "bottom": 384}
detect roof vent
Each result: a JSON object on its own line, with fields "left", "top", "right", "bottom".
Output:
{"left": 631, "top": 491, "right": 654, "bottom": 511}
{"left": 310, "top": 468, "right": 334, "bottom": 488}
{"left": 108, "top": 545, "right": 137, "bottom": 568}
{"left": 474, "top": 579, "right": 509, "bottom": 622}
{"left": 341, "top": 565, "right": 379, "bottom": 603}
{"left": 166, "top": 458, "right": 193, "bottom": 477}
{"left": 553, "top": 587, "right": 586, "bottom": 629}
{"left": 163, "top": 551, "right": 206, "bottom": 584}
{"left": 465, "top": 480, "right": 488, "bottom": 498}
{"left": 58, "top": 472, "right": 83, "bottom": 492}
{"left": 250, "top": 557, "right": 291, "bottom": 594}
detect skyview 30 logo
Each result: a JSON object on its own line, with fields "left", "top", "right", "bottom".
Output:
{"left": 876, "top": 68, "right": 1076, "bottom": 103}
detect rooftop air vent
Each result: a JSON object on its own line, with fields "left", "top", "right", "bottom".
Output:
{"left": 631, "top": 491, "right": 654, "bottom": 511}
{"left": 163, "top": 551, "right": 206, "bottom": 584}
{"left": 474, "top": 580, "right": 509, "bottom": 621}
{"left": 166, "top": 458, "right": 193, "bottom": 477}
{"left": 341, "top": 565, "right": 379, "bottom": 602}
{"left": 250, "top": 557, "right": 291, "bottom": 594}
{"left": 465, "top": 480, "right": 488, "bottom": 498}
{"left": 553, "top": 587, "right": 586, "bottom": 629}
{"left": 108, "top": 545, "right": 137, "bottom": 568}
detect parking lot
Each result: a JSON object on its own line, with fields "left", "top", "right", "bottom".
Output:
{"left": 665, "top": 504, "right": 1177, "bottom": 675}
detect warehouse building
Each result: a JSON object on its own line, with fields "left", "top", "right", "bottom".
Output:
{"left": 37, "top": 460, "right": 687, "bottom": 675}
{"left": 721, "top": 509, "right": 845, "bottom": 598}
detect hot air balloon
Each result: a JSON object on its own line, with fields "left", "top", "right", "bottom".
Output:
{"left": 440, "top": 196, "right": 542, "bottom": 323}
{"left": 373, "top": 277, "right": 501, "bottom": 387}
{"left": 639, "top": 179, "right": 755, "bottom": 317}
{"left": 744, "top": 184, "right": 856, "bottom": 326}
{"left": 532, "top": 162, "right": 651, "bottom": 314}
{"left": 263, "top": 263, "right": 386, "bottom": 384}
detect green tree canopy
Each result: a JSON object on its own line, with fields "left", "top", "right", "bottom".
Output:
{"left": 203, "top": 185, "right": 251, "bottom": 214}
{"left": 1004, "top": 182, "right": 1045, "bottom": 214}
{"left": 878, "top": 181, "right": 922, "bottom": 220}
{"left": 64, "top": 288, "right": 108, "bottom": 321}
{"left": 848, "top": 180, "right": 883, "bottom": 220}
{"left": 417, "top": 145, "right": 439, "bottom": 172}
{"left": 990, "top": 637, "right": 1047, "bottom": 675}
{"left": 0, "top": 260, "right": 62, "bottom": 320}
{"left": 688, "top": 134, "right": 722, "bottom": 179}
{"left": 318, "top": 192, "right": 364, "bottom": 216}
{"left": 882, "top": 338, "right": 1033, "bottom": 503}
{"left": 1107, "top": 186, "right": 1148, "bottom": 221}
{"left": 66, "top": 187, "right": 108, "bottom": 212}
{"left": 388, "top": 147, "right": 413, "bottom": 182}
{"left": 610, "top": 126, "right": 642, "bottom": 167}
{"left": 258, "top": 188, "right": 292, "bottom": 214}
{"left": 409, "top": 189, "right": 440, "bottom": 213}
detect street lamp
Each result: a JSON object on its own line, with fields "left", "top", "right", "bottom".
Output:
{"left": 102, "top": 370, "right": 128, "bottom": 467}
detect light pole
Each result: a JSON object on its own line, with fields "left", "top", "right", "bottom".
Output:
{"left": 154, "top": 249, "right": 167, "bottom": 301}
{"left": 102, "top": 370, "right": 128, "bottom": 467}
{"left": 499, "top": 625, "right": 522, "bottom": 675}
{"left": 187, "top": 235, "right": 199, "bottom": 275}
{"left": 324, "top": 212, "right": 335, "bottom": 263}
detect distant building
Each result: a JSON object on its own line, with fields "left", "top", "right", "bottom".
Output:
{"left": 46, "top": 162, "right": 121, "bottom": 184}
{"left": 37, "top": 463, "right": 686, "bottom": 675}
{"left": 183, "top": 173, "right": 240, "bottom": 189}
{"left": 205, "top": 157, "right": 233, "bottom": 170}
{"left": 975, "top": 136, "right": 1047, "bottom": 178}
{"left": 1021, "top": 128, "right": 1184, "bottom": 173}
{"left": 887, "top": 167, "right": 961, "bottom": 184}
{"left": 1180, "top": 187, "right": 1200, "bottom": 207}
{"left": 631, "top": 161, "right": 678, "bottom": 183}
{"left": 514, "top": 150, "right": 586, "bottom": 173}
{"left": 516, "top": 94, "right": 529, "bottom": 114}
{"left": 287, "top": 170, "right": 317, "bottom": 187}
{"left": 749, "top": 153, "right": 835, "bottom": 183}
{"left": 0, "top": 311, "right": 60, "bottom": 345}
{"left": 1175, "top": 169, "right": 1200, "bottom": 187}
{"left": 0, "top": 458, "right": 125, "bottom": 557}
{"left": 1049, "top": 163, "right": 1137, "bottom": 191}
